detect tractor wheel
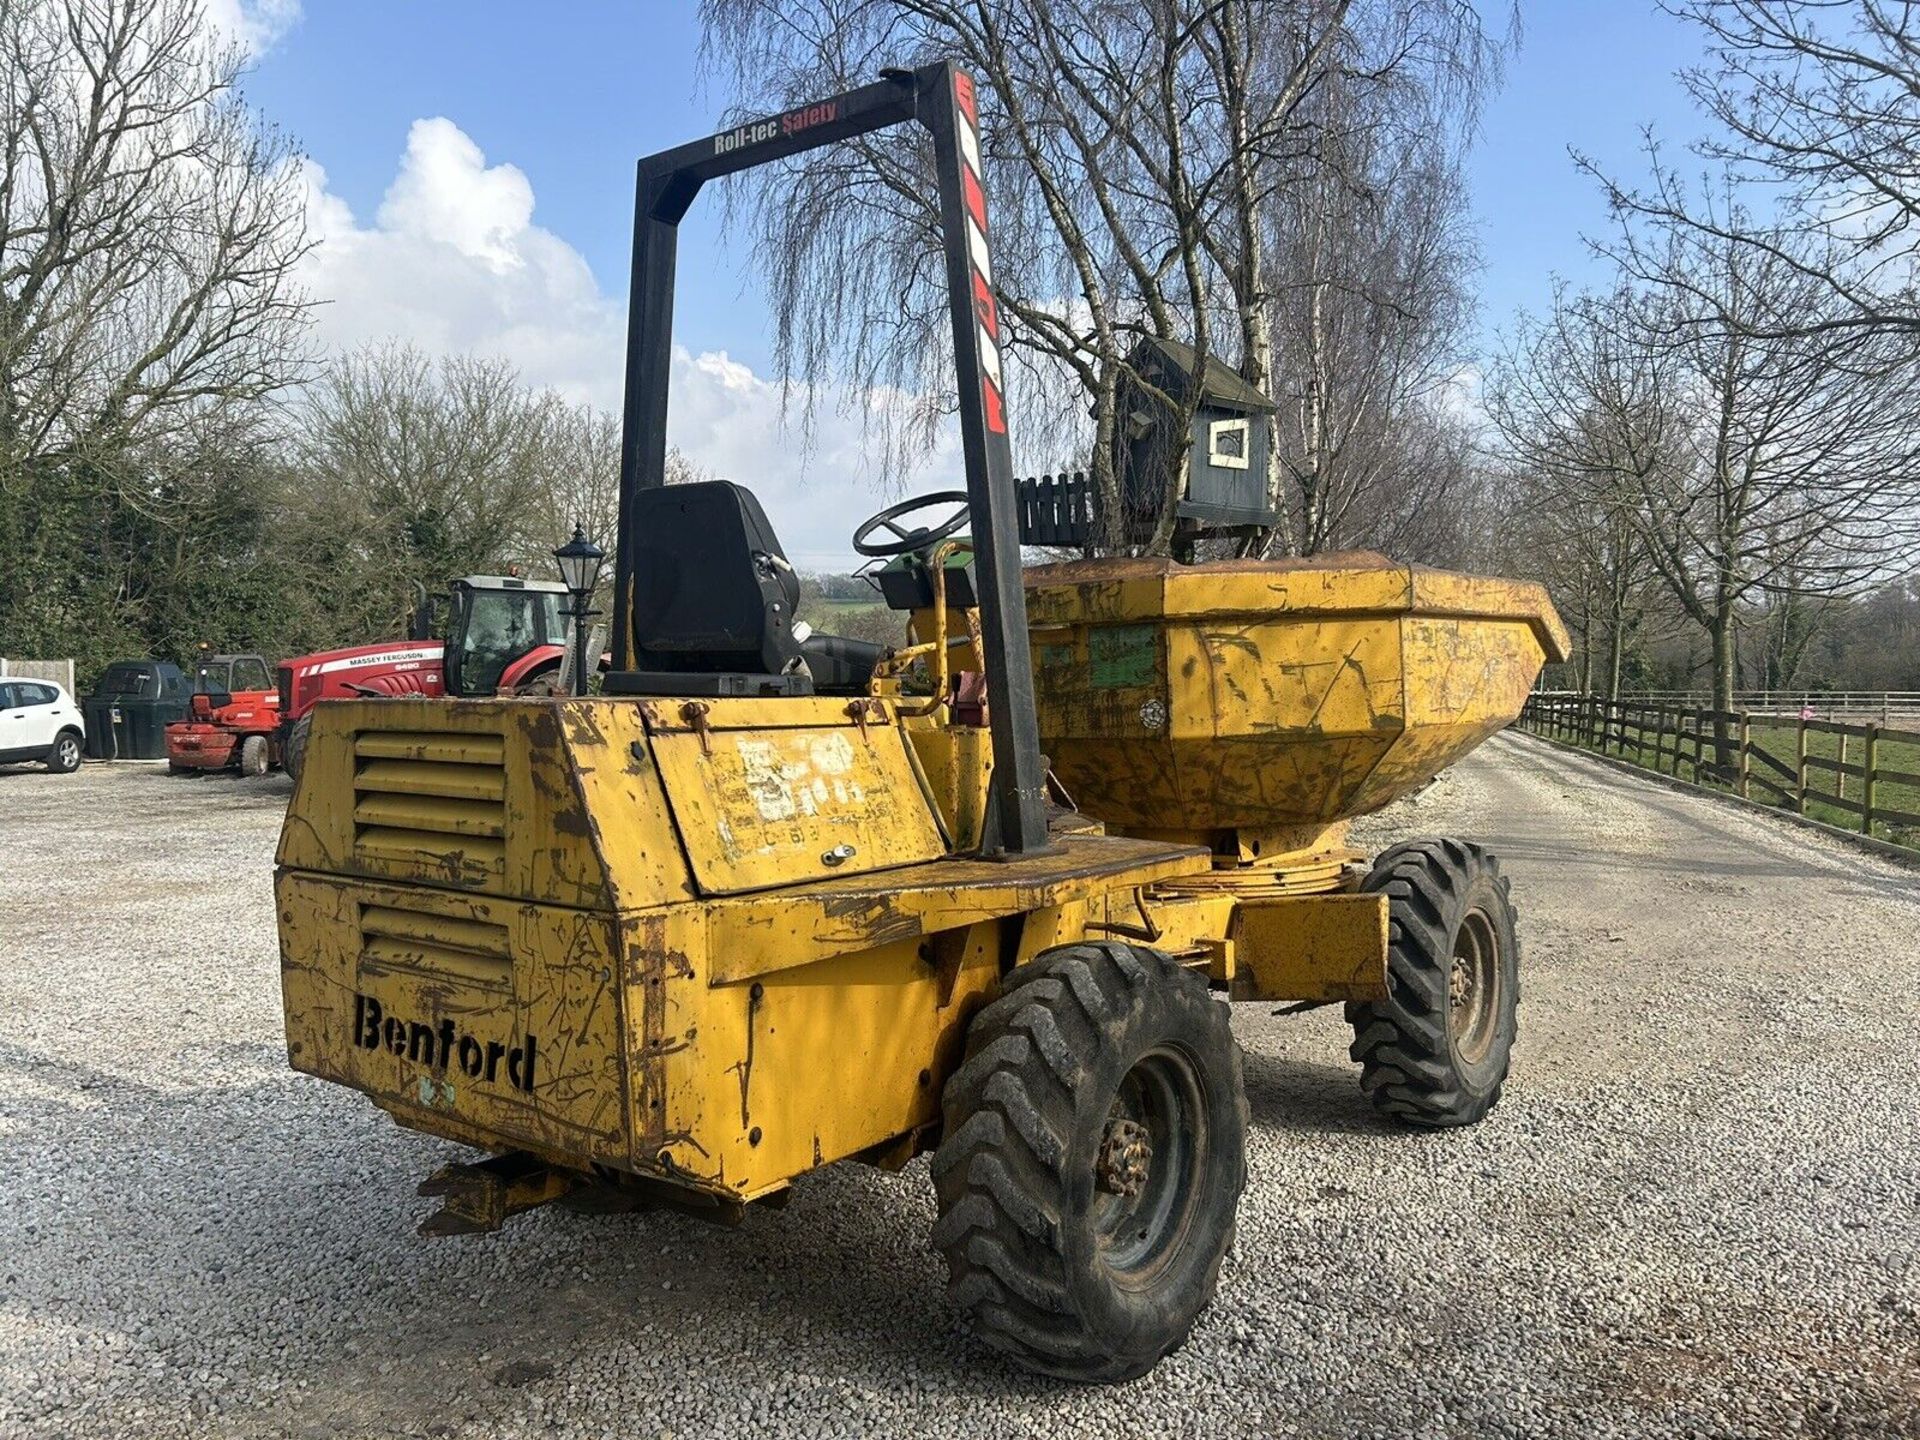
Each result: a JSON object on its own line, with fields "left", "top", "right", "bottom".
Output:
{"left": 239, "top": 735, "right": 270, "bottom": 777}
{"left": 283, "top": 714, "right": 312, "bottom": 785}
{"left": 1345, "top": 838, "right": 1518, "bottom": 1129}
{"left": 931, "top": 941, "right": 1248, "bottom": 1382}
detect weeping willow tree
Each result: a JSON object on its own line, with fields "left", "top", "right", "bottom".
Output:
{"left": 698, "top": 0, "right": 1505, "bottom": 555}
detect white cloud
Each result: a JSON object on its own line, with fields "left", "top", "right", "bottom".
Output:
{"left": 668, "top": 349, "right": 962, "bottom": 567}
{"left": 296, "top": 120, "right": 618, "bottom": 403}
{"left": 202, "top": 0, "right": 301, "bottom": 55}
{"left": 295, "top": 117, "right": 958, "bottom": 569}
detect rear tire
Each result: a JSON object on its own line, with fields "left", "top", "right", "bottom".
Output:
{"left": 931, "top": 941, "right": 1247, "bottom": 1382}
{"left": 283, "top": 715, "right": 311, "bottom": 784}
{"left": 46, "top": 731, "right": 81, "bottom": 774}
{"left": 239, "top": 734, "right": 269, "bottom": 777}
{"left": 1345, "top": 838, "right": 1518, "bottom": 1128}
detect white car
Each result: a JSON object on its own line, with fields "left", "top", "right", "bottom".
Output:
{"left": 0, "top": 679, "right": 85, "bottom": 773}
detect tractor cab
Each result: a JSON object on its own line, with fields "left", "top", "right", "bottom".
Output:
{"left": 401, "top": 575, "right": 572, "bottom": 698}
{"left": 441, "top": 576, "right": 569, "bottom": 698}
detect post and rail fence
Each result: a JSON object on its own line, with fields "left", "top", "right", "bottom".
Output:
{"left": 1518, "top": 692, "right": 1920, "bottom": 851}
{"left": 1612, "top": 689, "right": 1920, "bottom": 724}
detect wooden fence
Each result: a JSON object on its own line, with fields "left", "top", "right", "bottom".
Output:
{"left": 0, "top": 657, "right": 76, "bottom": 693}
{"left": 1614, "top": 689, "right": 1920, "bottom": 724}
{"left": 1518, "top": 693, "right": 1920, "bottom": 844}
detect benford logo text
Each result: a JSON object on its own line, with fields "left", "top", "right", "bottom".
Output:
{"left": 352, "top": 993, "right": 538, "bottom": 1094}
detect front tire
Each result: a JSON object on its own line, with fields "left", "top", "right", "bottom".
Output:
{"left": 46, "top": 731, "right": 81, "bottom": 773}
{"left": 239, "top": 734, "right": 269, "bottom": 777}
{"left": 931, "top": 942, "right": 1248, "bottom": 1382}
{"left": 1345, "top": 838, "right": 1519, "bottom": 1128}
{"left": 283, "top": 715, "right": 311, "bottom": 784}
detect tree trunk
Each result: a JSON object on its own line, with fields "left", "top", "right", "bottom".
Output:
{"left": 1090, "top": 361, "right": 1123, "bottom": 553}
{"left": 1709, "top": 589, "right": 1738, "bottom": 770}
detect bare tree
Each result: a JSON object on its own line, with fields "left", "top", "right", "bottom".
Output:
{"left": 1262, "top": 65, "right": 1481, "bottom": 556}
{"left": 283, "top": 345, "right": 574, "bottom": 638}
{"left": 1491, "top": 194, "right": 1920, "bottom": 721}
{"left": 516, "top": 410, "right": 710, "bottom": 607}
{"left": 1637, "top": 203, "right": 1920, "bottom": 717}
{"left": 1632, "top": 0, "right": 1920, "bottom": 338}
{"left": 699, "top": 0, "right": 1505, "bottom": 554}
{"left": 0, "top": 0, "right": 311, "bottom": 481}
{"left": 1486, "top": 284, "right": 1678, "bottom": 699}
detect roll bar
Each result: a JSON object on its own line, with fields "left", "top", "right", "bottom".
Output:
{"left": 611, "top": 61, "right": 1049, "bottom": 855}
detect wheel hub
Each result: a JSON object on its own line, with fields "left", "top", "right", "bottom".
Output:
{"left": 1447, "top": 907, "right": 1501, "bottom": 1066}
{"left": 1096, "top": 1117, "right": 1153, "bottom": 1197}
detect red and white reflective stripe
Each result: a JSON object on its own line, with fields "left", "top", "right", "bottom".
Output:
{"left": 953, "top": 71, "right": 1006, "bottom": 435}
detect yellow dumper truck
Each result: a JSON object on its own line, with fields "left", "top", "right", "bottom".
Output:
{"left": 274, "top": 63, "right": 1568, "bottom": 1382}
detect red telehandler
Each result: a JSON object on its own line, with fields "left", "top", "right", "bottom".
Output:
{"left": 165, "top": 652, "right": 282, "bottom": 775}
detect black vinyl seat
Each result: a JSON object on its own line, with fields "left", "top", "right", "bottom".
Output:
{"left": 604, "top": 481, "right": 884, "bottom": 698}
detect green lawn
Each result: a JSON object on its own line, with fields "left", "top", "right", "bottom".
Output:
{"left": 799, "top": 598, "right": 901, "bottom": 648}
{"left": 1745, "top": 719, "right": 1920, "bottom": 847}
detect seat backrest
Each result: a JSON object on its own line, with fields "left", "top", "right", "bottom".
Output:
{"left": 627, "top": 481, "right": 803, "bottom": 676}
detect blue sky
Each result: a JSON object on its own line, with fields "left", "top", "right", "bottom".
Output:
{"left": 1468, "top": 3, "right": 1700, "bottom": 344}
{"left": 233, "top": 0, "right": 1709, "bottom": 563}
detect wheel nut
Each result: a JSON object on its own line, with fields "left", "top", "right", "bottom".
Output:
{"left": 1096, "top": 1118, "right": 1153, "bottom": 1197}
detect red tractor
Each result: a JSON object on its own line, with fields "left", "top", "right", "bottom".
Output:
{"left": 280, "top": 574, "right": 579, "bottom": 781}
{"left": 165, "top": 653, "right": 282, "bottom": 775}
{"left": 166, "top": 575, "right": 578, "bottom": 782}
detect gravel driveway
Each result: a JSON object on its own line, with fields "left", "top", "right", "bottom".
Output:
{"left": 2, "top": 735, "right": 1916, "bottom": 1439}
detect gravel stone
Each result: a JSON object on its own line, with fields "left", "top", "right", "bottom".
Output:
{"left": 1, "top": 736, "right": 1916, "bottom": 1437}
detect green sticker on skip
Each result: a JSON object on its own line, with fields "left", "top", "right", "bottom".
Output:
{"left": 1088, "top": 625, "right": 1159, "bottom": 688}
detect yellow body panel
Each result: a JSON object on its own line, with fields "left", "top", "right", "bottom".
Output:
{"left": 703, "top": 834, "right": 1204, "bottom": 982}
{"left": 1227, "top": 893, "right": 1390, "bottom": 1003}
{"left": 644, "top": 704, "right": 945, "bottom": 894}
{"left": 279, "top": 870, "right": 632, "bottom": 1164}
{"left": 275, "top": 696, "right": 1214, "bottom": 1204}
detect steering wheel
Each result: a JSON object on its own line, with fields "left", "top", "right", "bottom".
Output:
{"left": 852, "top": 491, "right": 970, "bottom": 558}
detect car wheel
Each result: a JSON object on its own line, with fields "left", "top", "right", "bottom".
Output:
{"left": 47, "top": 732, "right": 82, "bottom": 774}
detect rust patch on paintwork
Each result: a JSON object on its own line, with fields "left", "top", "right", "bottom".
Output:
{"left": 626, "top": 914, "right": 677, "bottom": 1155}
{"left": 818, "top": 893, "right": 920, "bottom": 947}
{"left": 730, "top": 982, "right": 764, "bottom": 1130}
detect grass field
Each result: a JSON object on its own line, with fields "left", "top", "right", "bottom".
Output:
{"left": 1746, "top": 719, "right": 1920, "bottom": 846}
{"left": 799, "top": 596, "right": 900, "bottom": 648}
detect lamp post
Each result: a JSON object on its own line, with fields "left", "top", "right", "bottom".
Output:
{"left": 552, "top": 525, "right": 605, "bottom": 697}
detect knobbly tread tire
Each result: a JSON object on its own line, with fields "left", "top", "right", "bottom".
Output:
{"left": 240, "top": 734, "right": 270, "bottom": 777}
{"left": 283, "top": 714, "right": 312, "bottom": 785}
{"left": 1345, "top": 837, "right": 1519, "bottom": 1129}
{"left": 930, "top": 941, "right": 1248, "bottom": 1383}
